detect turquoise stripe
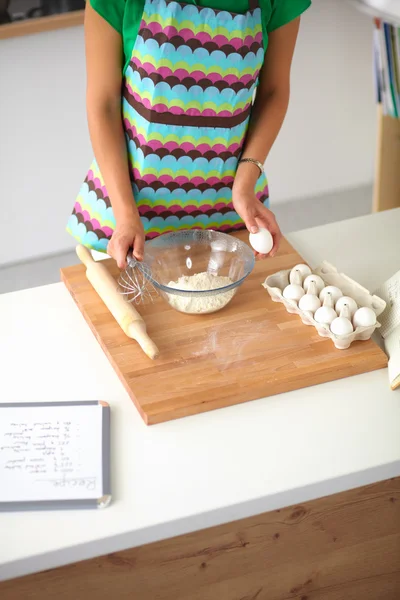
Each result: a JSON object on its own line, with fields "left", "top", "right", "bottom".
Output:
{"left": 126, "top": 69, "right": 256, "bottom": 110}
{"left": 132, "top": 37, "right": 264, "bottom": 72}
{"left": 134, "top": 186, "right": 237, "bottom": 204}
{"left": 66, "top": 215, "right": 110, "bottom": 253}
{"left": 141, "top": 211, "right": 241, "bottom": 231}
{"left": 128, "top": 145, "right": 239, "bottom": 176}
{"left": 144, "top": 0, "right": 262, "bottom": 31}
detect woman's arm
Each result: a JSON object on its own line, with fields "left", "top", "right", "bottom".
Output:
{"left": 232, "top": 17, "right": 301, "bottom": 257}
{"left": 85, "top": 2, "right": 144, "bottom": 267}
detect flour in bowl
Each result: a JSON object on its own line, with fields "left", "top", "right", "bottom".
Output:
{"left": 166, "top": 272, "right": 235, "bottom": 314}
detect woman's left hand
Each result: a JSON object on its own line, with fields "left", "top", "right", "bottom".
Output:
{"left": 232, "top": 191, "right": 282, "bottom": 258}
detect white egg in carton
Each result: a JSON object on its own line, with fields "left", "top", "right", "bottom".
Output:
{"left": 263, "top": 261, "right": 387, "bottom": 350}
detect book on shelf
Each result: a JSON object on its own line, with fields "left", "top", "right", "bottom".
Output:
{"left": 373, "top": 17, "right": 400, "bottom": 117}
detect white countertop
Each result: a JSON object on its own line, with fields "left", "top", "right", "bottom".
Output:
{"left": 1, "top": 209, "right": 400, "bottom": 581}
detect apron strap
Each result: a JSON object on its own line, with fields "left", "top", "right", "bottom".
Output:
{"left": 248, "top": 0, "right": 259, "bottom": 10}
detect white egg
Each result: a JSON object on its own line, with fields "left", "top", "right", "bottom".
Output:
{"left": 249, "top": 228, "right": 273, "bottom": 255}
{"left": 299, "top": 293, "right": 321, "bottom": 313}
{"left": 289, "top": 264, "right": 311, "bottom": 284}
{"left": 330, "top": 316, "right": 354, "bottom": 336}
{"left": 335, "top": 296, "right": 358, "bottom": 317}
{"left": 303, "top": 274, "right": 325, "bottom": 294}
{"left": 319, "top": 286, "right": 343, "bottom": 305}
{"left": 353, "top": 307, "right": 377, "bottom": 328}
{"left": 314, "top": 306, "right": 337, "bottom": 325}
{"left": 283, "top": 284, "right": 305, "bottom": 302}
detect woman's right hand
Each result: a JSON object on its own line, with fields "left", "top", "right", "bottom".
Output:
{"left": 108, "top": 217, "right": 145, "bottom": 269}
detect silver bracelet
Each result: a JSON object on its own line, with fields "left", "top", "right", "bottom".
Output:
{"left": 238, "top": 157, "right": 264, "bottom": 176}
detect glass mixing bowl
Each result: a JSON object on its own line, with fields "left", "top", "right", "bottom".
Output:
{"left": 143, "top": 230, "right": 255, "bottom": 315}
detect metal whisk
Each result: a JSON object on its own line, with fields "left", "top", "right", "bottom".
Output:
{"left": 118, "top": 253, "right": 157, "bottom": 304}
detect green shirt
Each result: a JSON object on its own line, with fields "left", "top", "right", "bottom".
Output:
{"left": 92, "top": 0, "right": 311, "bottom": 67}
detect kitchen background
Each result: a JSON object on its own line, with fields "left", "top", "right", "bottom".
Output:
{"left": 0, "top": 1, "right": 84, "bottom": 24}
{"left": 0, "top": 0, "right": 376, "bottom": 273}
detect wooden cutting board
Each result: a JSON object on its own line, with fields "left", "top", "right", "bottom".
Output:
{"left": 61, "top": 233, "right": 387, "bottom": 425}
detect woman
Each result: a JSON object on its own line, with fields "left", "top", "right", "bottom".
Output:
{"left": 67, "top": 0, "right": 311, "bottom": 267}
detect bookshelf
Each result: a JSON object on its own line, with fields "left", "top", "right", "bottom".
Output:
{"left": 352, "top": 1, "right": 400, "bottom": 212}
{"left": 374, "top": 104, "right": 400, "bottom": 211}
{"left": 0, "top": 10, "right": 84, "bottom": 41}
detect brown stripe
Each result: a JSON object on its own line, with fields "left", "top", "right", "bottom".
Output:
{"left": 84, "top": 177, "right": 106, "bottom": 200}
{"left": 84, "top": 175, "right": 234, "bottom": 200}
{"left": 85, "top": 175, "right": 235, "bottom": 200}
{"left": 125, "top": 131, "right": 241, "bottom": 161}
{"left": 139, "top": 29, "right": 262, "bottom": 58}
{"left": 85, "top": 178, "right": 112, "bottom": 208}
{"left": 123, "top": 87, "right": 251, "bottom": 129}
{"left": 76, "top": 194, "right": 266, "bottom": 224}
{"left": 82, "top": 179, "right": 265, "bottom": 206}
{"left": 130, "top": 67, "right": 255, "bottom": 93}
{"left": 73, "top": 210, "right": 112, "bottom": 239}
{"left": 133, "top": 179, "right": 233, "bottom": 193}
{"left": 85, "top": 172, "right": 238, "bottom": 202}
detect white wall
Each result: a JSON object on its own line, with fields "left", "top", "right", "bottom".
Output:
{"left": 0, "top": 25, "right": 91, "bottom": 265}
{"left": 267, "top": 0, "right": 376, "bottom": 204}
{"left": 0, "top": 0, "right": 376, "bottom": 265}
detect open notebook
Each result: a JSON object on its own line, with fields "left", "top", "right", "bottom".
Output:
{"left": 0, "top": 401, "right": 111, "bottom": 511}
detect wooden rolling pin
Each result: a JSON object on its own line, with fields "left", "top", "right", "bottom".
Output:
{"left": 76, "top": 245, "right": 159, "bottom": 360}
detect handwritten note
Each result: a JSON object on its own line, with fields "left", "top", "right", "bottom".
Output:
{"left": 0, "top": 405, "right": 103, "bottom": 502}
{"left": 375, "top": 270, "right": 400, "bottom": 338}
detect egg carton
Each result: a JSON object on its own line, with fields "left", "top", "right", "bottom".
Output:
{"left": 263, "top": 261, "right": 387, "bottom": 350}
